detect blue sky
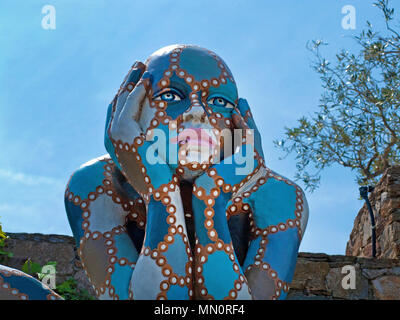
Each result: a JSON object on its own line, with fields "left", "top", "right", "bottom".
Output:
{"left": 0, "top": 0, "right": 396, "bottom": 254}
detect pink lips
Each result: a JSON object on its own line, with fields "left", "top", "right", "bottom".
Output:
{"left": 170, "top": 128, "right": 215, "bottom": 147}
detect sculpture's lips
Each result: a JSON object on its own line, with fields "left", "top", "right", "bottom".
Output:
{"left": 170, "top": 128, "right": 216, "bottom": 147}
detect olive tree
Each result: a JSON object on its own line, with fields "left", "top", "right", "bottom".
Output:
{"left": 275, "top": 0, "right": 400, "bottom": 191}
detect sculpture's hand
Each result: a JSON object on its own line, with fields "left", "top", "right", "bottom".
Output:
{"left": 104, "top": 61, "right": 145, "bottom": 172}
{"left": 189, "top": 102, "right": 261, "bottom": 299}
{"left": 191, "top": 162, "right": 254, "bottom": 299}
{"left": 106, "top": 62, "right": 174, "bottom": 202}
{"left": 129, "top": 176, "right": 194, "bottom": 300}
{"left": 105, "top": 63, "right": 193, "bottom": 299}
{"left": 231, "top": 98, "right": 309, "bottom": 300}
{"left": 192, "top": 98, "right": 308, "bottom": 300}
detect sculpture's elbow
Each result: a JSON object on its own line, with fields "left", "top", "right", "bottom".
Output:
{"left": 298, "top": 187, "right": 309, "bottom": 241}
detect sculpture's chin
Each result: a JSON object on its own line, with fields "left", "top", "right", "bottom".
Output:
{"left": 171, "top": 143, "right": 235, "bottom": 182}
{"left": 177, "top": 149, "right": 215, "bottom": 182}
{"left": 185, "top": 149, "right": 213, "bottom": 165}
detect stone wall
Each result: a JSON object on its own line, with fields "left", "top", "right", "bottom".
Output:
{"left": 289, "top": 252, "right": 400, "bottom": 300}
{"left": 1, "top": 233, "right": 400, "bottom": 299}
{"left": 0, "top": 232, "right": 95, "bottom": 296}
{"left": 346, "top": 166, "right": 400, "bottom": 259}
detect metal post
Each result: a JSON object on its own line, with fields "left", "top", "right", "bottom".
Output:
{"left": 359, "top": 186, "right": 376, "bottom": 258}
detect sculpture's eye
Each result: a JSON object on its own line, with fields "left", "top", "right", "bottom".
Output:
{"left": 154, "top": 90, "right": 182, "bottom": 102}
{"left": 208, "top": 97, "right": 234, "bottom": 109}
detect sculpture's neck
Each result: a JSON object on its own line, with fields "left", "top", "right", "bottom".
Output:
{"left": 180, "top": 180, "right": 196, "bottom": 253}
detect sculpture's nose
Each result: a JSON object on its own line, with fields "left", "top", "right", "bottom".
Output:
{"left": 182, "top": 104, "right": 209, "bottom": 125}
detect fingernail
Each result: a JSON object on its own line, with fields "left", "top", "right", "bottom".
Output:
{"left": 132, "top": 61, "right": 146, "bottom": 70}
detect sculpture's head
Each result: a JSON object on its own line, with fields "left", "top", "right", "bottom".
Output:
{"left": 136, "top": 44, "right": 241, "bottom": 181}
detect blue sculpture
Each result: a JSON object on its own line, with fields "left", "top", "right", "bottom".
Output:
{"left": 0, "top": 45, "right": 308, "bottom": 300}
{"left": 0, "top": 265, "right": 61, "bottom": 300}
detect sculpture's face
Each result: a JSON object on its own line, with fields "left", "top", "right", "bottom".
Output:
{"left": 140, "top": 45, "right": 238, "bottom": 180}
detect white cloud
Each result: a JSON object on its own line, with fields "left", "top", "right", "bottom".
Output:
{"left": 0, "top": 169, "right": 63, "bottom": 188}
{"left": 0, "top": 169, "right": 70, "bottom": 235}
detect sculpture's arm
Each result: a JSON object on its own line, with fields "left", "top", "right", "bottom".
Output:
{"left": 65, "top": 63, "right": 193, "bottom": 299}
{"left": 238, "top": 170, "right": 309, "bottom": 299}
{"left": 192, "top": 98, "right": 309, "bottom": 300}
{"left": 189, "top": 96, "right": 269, "bottom": 299}
{"left": 105, "top": 66, "right": 193, "bottom": 299}
{"left": 106, "top": 64, "right": 176, "bottom": 201}
{"left": 104, "top": 61, "right": 145, "bottom": 172}
{"left": 191, "top": 151, "right": 260, "bottom": 299}
{"left": 65, "top": 156, "right": 193, "bottom": 299}
{"left": 130, "top": 181, "right": 193, "bottom": 300}
{"left": 0, "top": 265, "right": 62, "bottom": 300}
{"left": 65, "top": 155, "right": 143, "bottom": 300}
{"left": 231, "top": 98, "right": 309, "bottom": 299}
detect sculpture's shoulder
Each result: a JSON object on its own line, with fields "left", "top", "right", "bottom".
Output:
{"left": 264, "top": 167, "right": 309, "bottom": 234}
{"left": 64, "top": 155, "right": 144, "bottom": 246}
{"left": 65, "top": 154, "right": 115, "bottom": 202}
{"left": 238, "top": 166, "right": 309, "bottom": 236}
{"left": 240, "top": 166, "right": 306, "bottom": 202}
{"left": 266, "top": 168, "right": 305, "bottom": 197}
{"left": 65, "top": 154, "right": 141, "bottom": 202}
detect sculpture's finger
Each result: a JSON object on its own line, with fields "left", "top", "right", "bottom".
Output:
{"left": 236, "top": 98, "right": 251, "bottom": 118}
{"left": 233, "top": 99, "right": 260, "bottom": 135}
{"left": 120, "top": 61, "right": 146, "bottom": 92}
{"left": 237, "top": 98, "right": 259, "bottom": 133}
{"left": 113, "top": 62, "right": 146, "bottom": 123}
{"left": 109, "top": 80, "right": 148, "bottom": 144}
{"left": 236, "top": 98, "right": 264, "bottom": 159}
{"left": 232, "top": 108, "right": 249, "bottom": 131}
{"left": 118, "top": 76, "right": 150, "bottom": 132}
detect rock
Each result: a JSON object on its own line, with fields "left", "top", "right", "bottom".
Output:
{"left": 327, "top": 255, "right": 357, "bottom": 268}
{"left": 325, "top": 266, "right": 368, "bottom": 299}
{"left": 290, "top": 259, "right": 330, "bottom": 294}
{"left": 2, "top": 233, "right": 75, "bottom": 278}
{"left": 372, "top": 275, "right": 400, "bottom": 300}
{"left": 291, "top": 253, "right": 400, "bottom": 300}
{"left": 346, "top": 166, "right": 400, "bottom": 259}
{"left": 73, "top": 269, "right": 96, "bottom": 296}
{"left": 357, "top": 256, "right": 399, "bottom": 269}
{"left": 287, "top": 291, "right": 333, "bottom": 300}
{"left": 362, "top": 267, "right": 400, "bottom": 280}
{"left": 297, "top": 252, "right": 329, "bottom": 261}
